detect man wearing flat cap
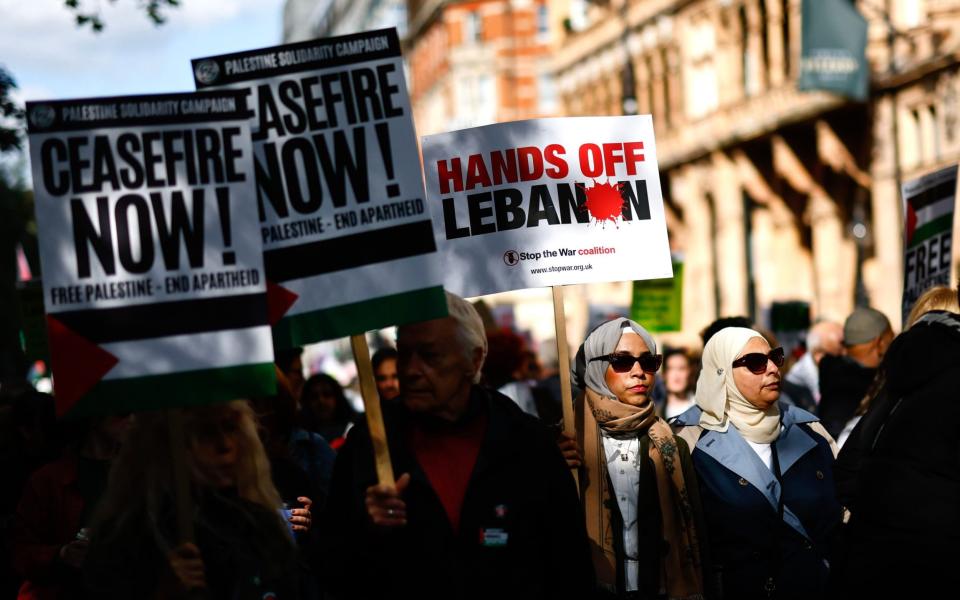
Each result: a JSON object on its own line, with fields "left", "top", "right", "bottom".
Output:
{"left": 817, "top": 307, "right": 893, "bottom": 439}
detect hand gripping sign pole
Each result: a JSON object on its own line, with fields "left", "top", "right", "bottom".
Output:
{"left": 552, "top": 285, "right": 579, "bottom": 491}
{"left": 351, "top": 334, "right": 396, "bottom": 487}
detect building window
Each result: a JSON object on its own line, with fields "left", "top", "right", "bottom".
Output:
{"left": 537, "top": 4, "right": 550, "bottom": 38}
{"left": 896, "top": 0, "right": 925, "bottom": 28}
{"left": 464, "top": 11, "right": 482, "bottom": 43}
{"left": 538, "top": 73, "right": 558, "bottom": 113}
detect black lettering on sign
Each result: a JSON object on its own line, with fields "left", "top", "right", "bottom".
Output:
{"left": 253, "top": 126, "right": 370, "bottom": 222}
{"left": 42, "top": 128, "right": 244, "bottom": 195}
{"left": 70, "top": 189, "right": 213, "bottom": 278}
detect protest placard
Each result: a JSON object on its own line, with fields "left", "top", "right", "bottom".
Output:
{"left": 192, "top": 28, "right": 447, "bottom": 347}
{"left": 901, "top": 165, "right": 957, "bottom": 323}
{"left": 630, "top": 259, "right": 684, "bottom": 332}
{"left": 421, "top": 116, "right": 673, "bottom": 298}
{"left": 27, "top": 91, "right": 274, "bottom": 417}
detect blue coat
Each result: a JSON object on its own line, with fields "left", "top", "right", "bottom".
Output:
{"left": 672, "top": 405, "right": 842, "bottom": 599}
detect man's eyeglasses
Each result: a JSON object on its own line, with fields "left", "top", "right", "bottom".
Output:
{"left": 731, "top": 347, "right": 785, "bottom": 374}
{"left": 591, "top": 352, "right": 663, "bottom": 374}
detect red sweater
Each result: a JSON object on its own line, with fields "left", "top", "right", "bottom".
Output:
{"left": 409, "top": 412, "right": 487, "bottom": 533}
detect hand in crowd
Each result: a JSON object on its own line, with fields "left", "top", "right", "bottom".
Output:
{"left": 166, "top": 542, "right": 207, "bottom": 591}
{"left": 289, "top": 496, "right": 313, "bottom": 533}
{"left": 558, "top": 432, "right": 583, "bottom": 469}
{"left": 58, "top": 538, "right": 89, "bottom": 569}
{"left": 364, "top": 472, "right": 411, "bottom": 528}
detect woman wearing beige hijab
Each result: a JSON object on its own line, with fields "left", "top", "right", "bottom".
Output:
{"left": 578, "top": 318, "right": 708, "bottom": 599}
{"left": 672, "top": 327, "right": 841, "bottom": 600}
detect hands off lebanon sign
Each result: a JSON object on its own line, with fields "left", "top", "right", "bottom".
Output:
{"left": 27, "top": 91, "right": 274, "bottom": 417}
{"left": 193, "top": 28, "right": 446, "bottom": 346}
{"left": 422, "top": 116, "right": 672, "bottom": 297}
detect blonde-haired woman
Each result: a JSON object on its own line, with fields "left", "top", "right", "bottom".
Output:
{"left": 904, "top": 285, "right": 959, "bottom": 328}
{"left": 672, "top": 327, "right": 841, "bottom": 600}
{"left": 83, "top": 401, "right": 299, "bottom": 598}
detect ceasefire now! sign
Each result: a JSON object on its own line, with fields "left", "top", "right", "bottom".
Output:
{"left": 26, "top": 90, "right": 275, "bottom": 417}
{"left": 193, "top": 28, "right": 447, "bottom": 346}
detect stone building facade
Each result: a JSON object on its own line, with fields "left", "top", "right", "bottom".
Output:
{"left": 406, "top": 0, "right": 560, "bottom": 135}
{"left": 552, "top": 0, "right": 960, "bottom": 337}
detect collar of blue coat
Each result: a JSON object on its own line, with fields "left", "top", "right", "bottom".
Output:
{"left": 672, "top": 403, "right": 820, "bottom": 540}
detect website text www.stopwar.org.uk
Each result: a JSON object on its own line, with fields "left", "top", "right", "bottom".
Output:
{"left": 529, "top": 264, "right": 593, "bottom": 274}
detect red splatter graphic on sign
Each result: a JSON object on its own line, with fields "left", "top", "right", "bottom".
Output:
{"left": 581, "top": 180, "right": 625, "bottom": 227}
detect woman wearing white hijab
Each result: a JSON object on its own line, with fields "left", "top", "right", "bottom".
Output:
{"left": 672, "top": 327, "right": 841, "bottom": 600}
{"left": 577, "top": 318, "right": 708, "bottom": 599}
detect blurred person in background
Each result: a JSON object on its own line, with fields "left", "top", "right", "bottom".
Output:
{"left": 661, "top": 348, "right": 697, "bottom": 420}
{"left": 835, "top": 287, "right": 959, "bottom": 448}
{"left": 371, "top": 347, "right": 401, "bottom": 403}
{"left": 84, "top": 401, "right": 299, "bottom": 598}
{"left": 817, "top": 308, "right": 893, "bottom": 439}
{"left": 300, "top": 373, "right": 359, "bottom": 450}
{"left": 673, "top": 327, "right": 841, "bottom": 599}
{"left": 1, "top": 390, "right": 59, "bottom": 597}
{"left": 482, "top": 328, "right": 539, "bottom": 418}
{"left": 275, "top": 347, "right": 306, "bottom": 402}
{"left": 784, "top": 321, "right": 844, "bottom": 407}
{"left": 13, "top": 412, "right": 130, "bottom": 600}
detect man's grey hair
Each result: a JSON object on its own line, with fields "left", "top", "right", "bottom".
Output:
{"left": 446, "top": 291, "right": 488, "bottom": 383}
{"left": 806, "top": 328, "right": 824, "bottom": 352}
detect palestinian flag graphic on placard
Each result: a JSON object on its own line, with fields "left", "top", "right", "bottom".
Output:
{"left": 46, "top": 294, "right": 276, "bottom": 418}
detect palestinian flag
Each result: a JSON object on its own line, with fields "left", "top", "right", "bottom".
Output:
{"left": 267, "top": 220, "right": 447, "bottom": 348}
{"left": 47, "top": 293, "right": 275, "bottom": 418}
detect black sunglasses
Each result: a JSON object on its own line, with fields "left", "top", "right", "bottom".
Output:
{"left": 732, "top": 347, "right": 785, "bottom": 374}
{"left": 591, "top": 352, "right": 663, "bottom": 374}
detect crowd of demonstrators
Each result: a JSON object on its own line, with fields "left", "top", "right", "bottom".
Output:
{"left": 3, "top": 283, "right": 960, "bottom": 599}
{"left": 299, "top": 374, "right": 359, "bottom": 450}
{"left": 371, "top": 347, "right": 400, "bottom": 403}
{"left": 319, "top": 292, "right": 594, "bottom": 599}
{"left": 575, "top": 319, "right": 708, "bottom": 598}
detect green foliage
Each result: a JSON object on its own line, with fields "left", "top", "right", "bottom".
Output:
{"left": 0, "top": 67, "right": 24, "bottom": 154}
{"left": 64, "top": 0, "right": 182, "bottom": 33}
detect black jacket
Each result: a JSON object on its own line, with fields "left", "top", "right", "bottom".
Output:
{"left": 319, "top": 386, "right": 594, "bottom": 599}
{"left": 817, "top": 355, "right": 875, "bottom": 439}
{"left": 835, "top": 310, "right": 960, "bottom": 597}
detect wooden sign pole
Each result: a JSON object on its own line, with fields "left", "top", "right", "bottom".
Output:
{"left": 551, "top": 285, "right": 579, "bottom": 490}
{"left": 351, "top": 333, "right": 396, "bottom": 488}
